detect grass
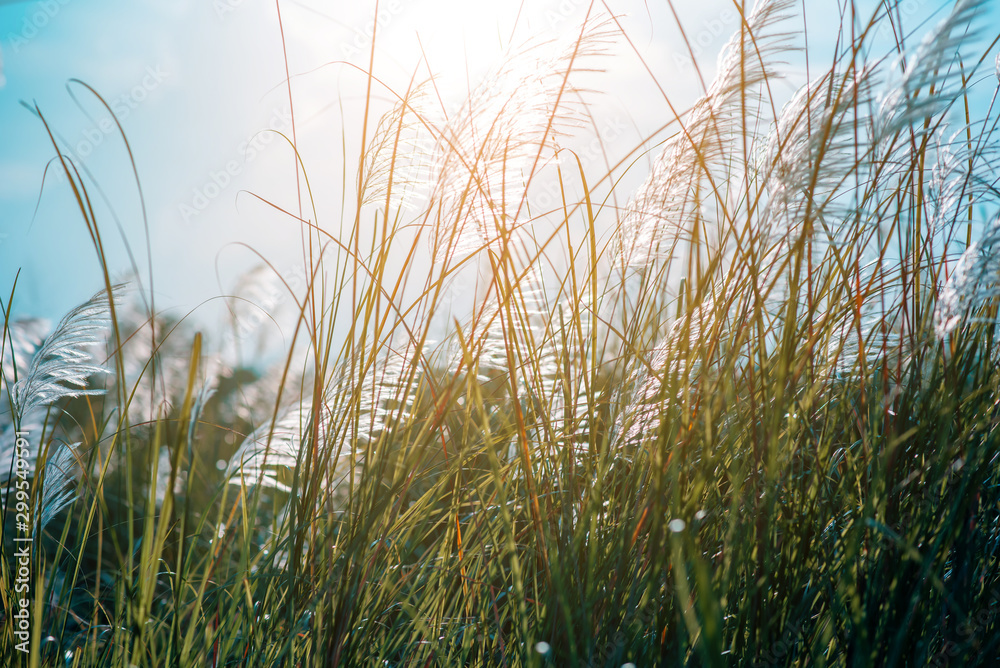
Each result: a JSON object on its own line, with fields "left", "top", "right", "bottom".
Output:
{"left": 3, "top": 0, "right": 1000, "bottom": 665}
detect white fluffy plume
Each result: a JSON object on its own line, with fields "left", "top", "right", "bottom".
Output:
{"left": 935, "top": 215, "right": 1000, "bottom": 338}
{"left": 615, "top": 0, "right": 796, "bottom": 269}
{"left": 427, "top": 14, "right": 615, "bottom": 263}
{"left": 11, "top": 285, "right": 124, "bottom": 422}
{"left": 37, "top": 441, "right": 82, "bottom": 532}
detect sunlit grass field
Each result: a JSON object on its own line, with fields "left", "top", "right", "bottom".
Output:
{"left": 4, "top": 0, "right": 1000, "bottom": 665}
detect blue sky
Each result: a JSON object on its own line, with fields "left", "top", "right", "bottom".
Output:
{"left": 0, "top": 0, "right": 289, "bottom": 322}
{"left": 1, "top": 0, "right": 997, "bottom": 327}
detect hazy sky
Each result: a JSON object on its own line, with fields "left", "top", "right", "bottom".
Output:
{"left": 1, "top": 0, "right": 994, "bottom": 328}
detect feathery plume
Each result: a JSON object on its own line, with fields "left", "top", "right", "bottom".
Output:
{"left": 615, "top": 0, "right": 796, "bottom": 269}
{"left": 326, "top": 339, "right": 422, "bottom": 447}
{"left": 113, "top": 289, "right": 228, "bottom": 425}
{"left": 428, "top": 14, "right": 615, "bottom": 263}
{"left": 222, "top": 262, "right": 309, "bottom": 367}
{"left": 875, "top": 0, "right": 989, "bottom": 141}
{"left": 611, "top": 296, "right": 717, "bottom": 451}
{"left": 37, "top": 441, "right": 81, "bottom": 532}
{"left": 11, "top": 285, "right": 123, "bottom": 423}
{"left": 935, "top": 214, "right": 1000, "bottom": 338}
{"left": 0, "top": 410, "right": 46, "bottom": 481}
{"left": 1, "top": 318, "right": 51, "bottom": 388}
{"left": 927, "top": 125, "right": 1000, "bottom": 237}
{"left": 1, "top": 318, "right": 51, "bottom": 426}
{"left": 227, "top": 404, "right": 323, "bottom": 492}
{"left": 228, "top": 339, "right": 423, "bottom": 491}
{"left": 361, "top": 80, "right": 432, "bottom": 209}
{"left": 761, "top": 65, "right": 878, "bottom": 254}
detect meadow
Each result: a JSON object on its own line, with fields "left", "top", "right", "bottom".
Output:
{"left": 3, "top": 0, "right": 1000, "bottom": 665}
